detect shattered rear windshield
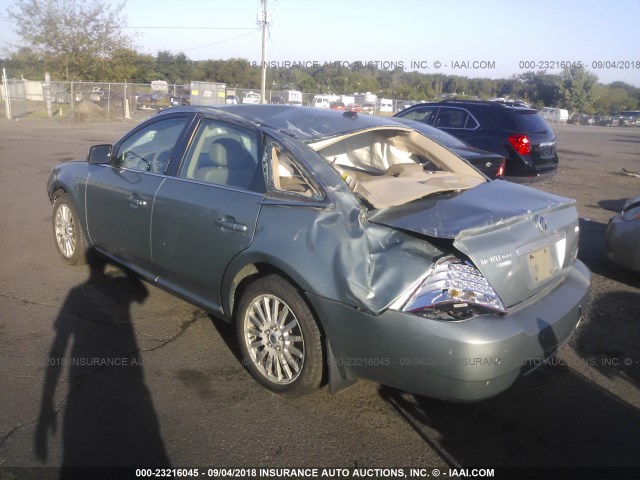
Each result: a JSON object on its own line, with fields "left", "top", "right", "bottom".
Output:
{"left": 311, "top": 128, "right": 485, "bottom": 210}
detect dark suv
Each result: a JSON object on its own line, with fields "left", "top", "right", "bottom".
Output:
{"left": 394, "top": 100, "right": 558, "bottom": 181}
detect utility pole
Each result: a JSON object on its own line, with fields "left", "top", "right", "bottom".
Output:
{"left": 259, "top": 0, "right": 268, "bottom": 104}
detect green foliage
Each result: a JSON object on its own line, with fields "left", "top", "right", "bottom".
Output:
{"left": 6, "top": 0, "right": 133, "bottom": 80}
{"left": 1, "top": 2, "right": 639, "bottom": 115}
{"left": 560, "top": 67, "right": 599, "bottom": 113}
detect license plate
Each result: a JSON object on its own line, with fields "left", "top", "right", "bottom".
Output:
{"left": 526, "top": 246, "right": 555, "bottom": 283}
{"left": 539, "top": 143, "right": 555, "bottom": 159}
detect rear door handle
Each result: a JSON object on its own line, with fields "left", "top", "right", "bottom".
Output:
{"left": 215, "top": 217, "right": 247, "bottom": 232}
{"left": 127, "top": 195, "right": 147, "bottom": 207}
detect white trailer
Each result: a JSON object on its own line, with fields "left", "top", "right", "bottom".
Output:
{"left": 285, "top": 90, "right": 303, "bottom": 105}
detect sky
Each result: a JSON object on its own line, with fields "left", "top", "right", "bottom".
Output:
{"left": 1, "top": 0, "right": 639, "bottom": 86}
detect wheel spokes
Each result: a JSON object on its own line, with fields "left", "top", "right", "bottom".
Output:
{"left": 244, "top": 294, "right": 305, "bottom": 385}
{"left": 55, "top": 204, "right": 76, "bottom": 257}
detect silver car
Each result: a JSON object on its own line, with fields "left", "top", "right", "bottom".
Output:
{"left": 606, "top": 195, "right": 640, "bottom": 272}
{"left": 47, "top": 105, "right": 591, "bottom": 401}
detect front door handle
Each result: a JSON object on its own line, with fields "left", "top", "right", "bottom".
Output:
{"left": 215, "top": 217, "right": 247, "bottom": 232}
{"left": 127, "top": 195, "right": 147, "bottom": 207}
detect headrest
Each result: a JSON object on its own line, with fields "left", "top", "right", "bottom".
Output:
{"left": 209, "top": 141, "right": 228, "bottom": 167}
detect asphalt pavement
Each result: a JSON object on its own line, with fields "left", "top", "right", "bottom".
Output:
{"left": 0, "top": 117, "right": 639, "bottom": 478}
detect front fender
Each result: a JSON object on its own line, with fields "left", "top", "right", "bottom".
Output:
{"left": 46, "top": 160, "right": 92, "bottom": 242}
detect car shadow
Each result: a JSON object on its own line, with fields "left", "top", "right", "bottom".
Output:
{"left": 207, "top": 313, "right": 244, "bottom": 363}
{"left": 34, "top": 250, "right": 171, "bottom": 475}
{"left": 578, "top": 218, "right": 640, "bottom": 289}
{"left": 597, "top": 198, "right": 628, "bottom": 213}
{"left": 573, "top": 289, "right": 640, "bottom": 388}
{"left": 379, "top": 364, "right": 640, "bottom": 467}
{"left": 610, "top": 136, "right": 640, "bottom": 144}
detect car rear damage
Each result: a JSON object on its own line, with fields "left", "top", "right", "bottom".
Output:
{"left": 297, "top": 125, "right": 590, "bottom": 400}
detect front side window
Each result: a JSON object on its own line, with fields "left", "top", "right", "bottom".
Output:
{"left": 115, "top": 116, "right": 188, "bottom": 173}
{"left": 179, "top": 118, "right": 263, "bottom": 192}
{"left": 401, "top": 106, "right": 437, "bottom": 124}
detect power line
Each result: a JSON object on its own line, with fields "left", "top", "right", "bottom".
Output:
{"left": 126, "top": 26, "right": 257, "bottom": 30}
{"left": 179, "top": 29, "right": 261, "bottom": 52}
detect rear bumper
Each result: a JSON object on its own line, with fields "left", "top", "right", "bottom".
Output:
{"left": 309, "top": 260, "right": 591, "bottom": 402}
{"left": 605, "top": 217, "right": 640, "bottom": 272}
{"left": 505, "top": 150, "right": 557, "bottom": 180}
{"left": 505, "top": 170, "right": 557, "bottom": 184}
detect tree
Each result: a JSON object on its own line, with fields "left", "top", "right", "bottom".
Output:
{"left": 6, "top": 0, "right": 133, "bottom": 80}
{"left": 560, "top": 67, "right": 598, "bottom": 113}
{"left": 106, "top": 49, "right": 156, "bottom": 83}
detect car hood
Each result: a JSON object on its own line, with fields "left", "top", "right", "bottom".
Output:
{"left": 368, "top": 180, "right": 581, "bottom": 308}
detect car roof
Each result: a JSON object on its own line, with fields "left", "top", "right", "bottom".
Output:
{"left": 397, "top": 100, "right": 537, "bottom": 114}
{"left": 162, "top": 105, "right": 403, "bottom": 141}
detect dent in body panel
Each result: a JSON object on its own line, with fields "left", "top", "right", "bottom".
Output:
{"left": 241, "top": 193, "right": 445, "bottom": 315}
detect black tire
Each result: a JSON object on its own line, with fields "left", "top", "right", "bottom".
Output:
{"left": 52, "top": 193, "right": 87, "bottom": 266}
{"left": 236, "top": 274, "right": 323, "bottom": 396}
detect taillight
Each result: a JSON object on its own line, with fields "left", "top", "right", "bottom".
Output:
{"left": 621, "top": 211, "right": 640, "bottom": 222}
{"left": 508, "top": 134, "right": 531, "bottom": 155}
{"left": 496, "top": 159, "right": 506, "bottom": 177}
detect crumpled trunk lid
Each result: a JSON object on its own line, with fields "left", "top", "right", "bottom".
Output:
{"left": 368, "top": 180, "right": 580, "bottom": 308}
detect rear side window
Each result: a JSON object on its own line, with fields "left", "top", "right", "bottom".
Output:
{"left": 514, "top": 111, "right": 551, "bottom": 134}
{"left": 266, "top": 143, "right": 322, "bottom": 200}
{"left": 179, "top": 118, "right": 263, "bottom": 192}
{"left": 435, "top": 108, "right": 478, "bottom": 129}
{"left": 486, "top": 109, "right": 519, "bottom": 131}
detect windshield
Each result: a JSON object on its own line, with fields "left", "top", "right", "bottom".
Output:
{"left": 515, "top": 111, "right": 551, "bottom": 134}
{"left": 310, "top": 128, "right": 485, "bottom": 209}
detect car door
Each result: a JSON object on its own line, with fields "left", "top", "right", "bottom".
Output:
{"left": 150, "top": 116, "right": 265, "bottom": 312}
{"left": 399, "top": 105, "right": 438, "bottom": 125}
{"left": 85, "top": 114, "right": 191, "bottom": 270}
{"left": 433, "top": 107, "right": 479, "bottom": 142}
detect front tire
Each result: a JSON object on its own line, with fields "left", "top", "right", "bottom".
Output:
{"left": 52, "top": 193, "right": 87, "bottom": 265}
{"left": 236, "top": 275, "right": 323, "bottom": 396}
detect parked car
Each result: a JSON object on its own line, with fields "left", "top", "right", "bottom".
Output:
{"left": 136, "top": 92, "right": 165, "bottom": 110}
{"left": 361, "top": 102, "right": 375, "bottom": 115}
{"left": 170, "top": 94, "right": 190, "bottom": 107}
{"left": 346, "top": 103, "right": 362, "bottom": 113}
{"left": 617, "top": 111, "right": 640, "bottom": 127}
{"left": 395, "top": 100, "right": 559, "bottom": 181}
{"left": 225, "top": 94, "right": 240, "bottom": 105}
{"left": 48, "top": 105, "right": 590, "bottom": 401}
{"left": 377, "top": 98, "right": 394, "bottom": 113}
{"left": 242, "top": 91, "right": 261, "bottom": 104}
{"left": 394, "top": 117, "right": 505, "bottom": 179}
{"left": 606, "top": 195, "right": 640, "bottom": 272}
{"left": 330, "top": 101, "right": 346, "bottom": 110}
{"left": 396, "top": 101, "right": 415, "bottom": 113}
{"left": 540, "top": 107, "right": 569, "bottom": 124}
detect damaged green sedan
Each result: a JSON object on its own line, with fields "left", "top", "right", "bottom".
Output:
{"left": 47, "top": 105, "right": 591, "bottom": 401}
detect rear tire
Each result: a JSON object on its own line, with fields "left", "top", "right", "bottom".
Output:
{"left": 52, "top": 193, "right": 87, "bottom": 266}
{"left": 236, "top": 275, "right": 323, "bottom": 396}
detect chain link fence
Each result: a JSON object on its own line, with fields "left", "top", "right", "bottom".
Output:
{"left": 1, "top": 77, "right": 28, "bottom": 119}
{"left": 2, "top": 73, "right": 638, "bottom": 126}
{"left": 0, "top": 76, "right": 191, "bottom": 121}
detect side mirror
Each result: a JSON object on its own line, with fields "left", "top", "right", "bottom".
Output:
{"left": 87, "top": 144, "right": 113, "bottom": 164}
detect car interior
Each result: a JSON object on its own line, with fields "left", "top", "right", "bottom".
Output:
{"left": 311, "top": 128, "right": 485, "bottom": 209}
{"left": 179, "top": 120, "right": 263, "bottom": 191}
